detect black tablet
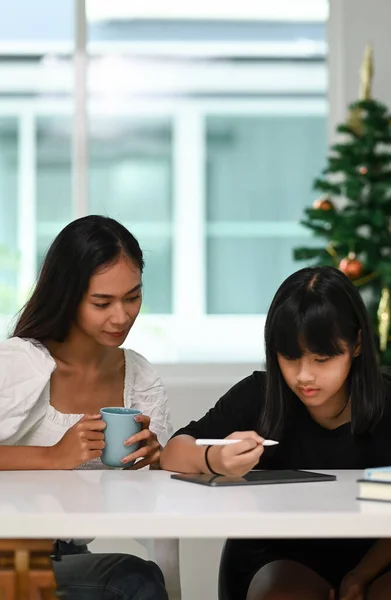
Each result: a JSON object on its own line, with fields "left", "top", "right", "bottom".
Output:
{"left": 171, "top": 469, "right": 336, "bottom": 487}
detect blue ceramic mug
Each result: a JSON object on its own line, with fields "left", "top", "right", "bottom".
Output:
{"left": 100, "top": 407, "right": 142, "bottom": 468}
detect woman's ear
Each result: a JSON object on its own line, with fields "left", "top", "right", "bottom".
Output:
{"left": 353, "top": 330, "right": 362, "bottom": 357}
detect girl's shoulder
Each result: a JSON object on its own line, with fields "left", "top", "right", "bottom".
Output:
{"left": 381, "top": 373, "right": 391, "bottom": 412}
{"left": 225, "top": 370, "right": 266, "bottom": 401}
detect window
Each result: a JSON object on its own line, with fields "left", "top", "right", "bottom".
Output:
{"left": 0, "top": 118, "right": 18, "bottom": 336}
{"left": 88, "top": 116, "right": 173, "bottom": 314}
{"left": 206, "top": 112, "right": 326, "bottom": 314}
{"left": 0, "top": 1, "right": 328, "bottom": 362}
{"left": 37, "top": 116, "right": 73, "bottom": 266}
{"left": 0, "top": 0, "right": 74, "bottom": 339}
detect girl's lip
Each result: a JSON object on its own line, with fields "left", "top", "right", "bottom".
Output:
{"left": 299, "top": 387, "right": 320, "bottom": 396}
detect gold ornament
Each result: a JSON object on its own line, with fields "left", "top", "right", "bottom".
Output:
{"left": 313, "top": 197, "right": 335, "bottom": 211}
{"left": 360, "top": 43, "right": 373, "bottom": 101}
{"left": 378, "top": 287, "right": 391, "bottom": 352}
{"left": 347, "top": 43, "right": 374, "bottom": 134}
{"left": 339, "top": 253, "right": 364, "bottom": 279}
{"left": 353, "top": 271, "right": 378, "bottom": 288}
{"left": 325, "top": 243, "right": 339, "bottom": 268}
{"left": 348, "top": 108, "right": 364, "bottom": 135}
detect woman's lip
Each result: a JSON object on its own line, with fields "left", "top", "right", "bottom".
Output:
{"left": 104, "top": 331, "right": 126, "bottom": 337}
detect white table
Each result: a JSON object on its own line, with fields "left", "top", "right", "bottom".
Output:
{"left": 0, "top": 469, "right": 390, "bottom": 539}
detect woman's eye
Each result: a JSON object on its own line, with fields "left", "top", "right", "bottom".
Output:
{"left": 126, "top": 295, "right": 141, "bottom": 303}
{"left": 93, "top": 303, "right": 110, "bottom": 309}
{"left": 315, "top": 357, "right": 330, "bottom": 364}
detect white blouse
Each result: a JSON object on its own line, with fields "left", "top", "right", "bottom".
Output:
{"left": 0, "top": 337, "right": 173, "bottom": 469}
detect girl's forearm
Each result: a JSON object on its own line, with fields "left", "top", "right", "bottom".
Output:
{"left": 355, "top": 539, "right": 391, "bottom": 582}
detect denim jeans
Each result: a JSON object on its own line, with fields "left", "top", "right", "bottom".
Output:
{"left": 52, "top": 541, "right": 168, "bottom": 600}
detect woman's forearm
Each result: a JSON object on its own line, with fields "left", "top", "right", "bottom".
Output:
{"left": 0, "top": 445, "right": 58, "bottom": 470}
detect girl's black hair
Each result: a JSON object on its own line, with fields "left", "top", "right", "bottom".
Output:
{"left": 12, "top": 215, "right": 144, "bottom": 342}
{"left": 262, "top": 266, "right": 384, "bottom": 438}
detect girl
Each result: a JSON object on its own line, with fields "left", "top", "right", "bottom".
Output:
{"left": 0, "top": 215, "right": 172, "bottom": 600}
{"left": 161, "top": 266, "right": 391, "bottom": 600}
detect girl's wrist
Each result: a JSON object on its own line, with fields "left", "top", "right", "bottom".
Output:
{"left": 353, "top": 564, "right": 377, "bottom": 585}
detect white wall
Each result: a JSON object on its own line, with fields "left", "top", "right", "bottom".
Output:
{"left": 328, "top": 0, "right": 391, "bottom": 138}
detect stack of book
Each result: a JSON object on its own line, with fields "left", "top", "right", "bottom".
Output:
{"left": 358, "top": 467, "right": 391, "bottom": 502}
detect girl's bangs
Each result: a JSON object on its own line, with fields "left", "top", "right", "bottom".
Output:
{"left": 271, "top": 299, "right": 348, "bottom": 359}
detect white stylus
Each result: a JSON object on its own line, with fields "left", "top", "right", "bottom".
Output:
{"left": 195, "top": 439, "right": 279, "bottom": 447}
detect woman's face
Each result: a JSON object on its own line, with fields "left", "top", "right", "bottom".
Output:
{"left": 277, "top": 345, "right": 356, "bottom": 414}
{"left": 76, "top": 255, "right": 142, "bottom": 347}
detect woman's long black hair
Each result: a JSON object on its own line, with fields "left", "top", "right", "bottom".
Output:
{"left": 12, "top": 215, "right": 144, "bottom": 342}
{"left": 261, "top": 266, "right": 384, "bottom": 439}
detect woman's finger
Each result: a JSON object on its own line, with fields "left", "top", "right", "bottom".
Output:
{"left": 85, "top": 431, "right": 105, "bottom": 441}
{"left": 121, "top": 441, "right": 159, "bottom": 465}
{"left": 124, "top": 429, "right": 152, "bottom": 446}
{"left": 126, "top": 451, "right": 161, "bottom": 470}
{"left": 134, "top": 414, "right": 151, "bottom": 429}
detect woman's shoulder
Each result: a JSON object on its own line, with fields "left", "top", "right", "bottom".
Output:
{"left": 124, "top": 348, "right": 157, "bottom": 375}
{"left": 0, "top": 337, "right": 55, "bottom": 372}
{"left": 124, "top": 347, "right": 153, "bottom": 368}
{"left": 123, "top": 348, "right": 164, "bottom": 391}
{"left": 123, "top": 348, "right": 172, "bottom": 443}
{"left": 0, "top": 337, "right": 55, "bottom": 443}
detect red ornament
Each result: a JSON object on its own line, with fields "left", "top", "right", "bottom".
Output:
{"left": 339, "top": 253, "right": 364, "bottom": 279}
{"left": 359, "top": 166, "right": 368, "bottom": 175}
{"left": 313, "top": 197, "right": 335, "bottom": 211}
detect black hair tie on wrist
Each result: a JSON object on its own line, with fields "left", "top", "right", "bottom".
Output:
{"left": 205, "top": 444, "right": 223, "bottom": 476}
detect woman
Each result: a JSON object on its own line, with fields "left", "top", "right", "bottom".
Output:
{"left": 0, "top": 215, "right": 172, "bottom": 599}
{"left": 161, "top": 266, "right": 391, "bottom": 600}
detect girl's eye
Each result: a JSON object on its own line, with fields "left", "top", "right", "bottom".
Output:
{"left": 94, "top": 303, "right": 110, "bottom": 309}
{"left": 315, "top": 357, "right": 330, "bottom": 364}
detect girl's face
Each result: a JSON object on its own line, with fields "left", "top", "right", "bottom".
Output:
{"left": 277, "top": 345, "right": 357, "bottom": 414}
{"left": 76, "top": 255, "right": 142, "bottom": 347}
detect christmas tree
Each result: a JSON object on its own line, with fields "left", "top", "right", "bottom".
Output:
{"left": 294, "top": 45, "right": 391, "bottom": 366}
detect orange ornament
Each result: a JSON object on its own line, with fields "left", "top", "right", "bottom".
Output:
{"left": 339, "top": 253, "right": 364, "bottom": 279}
{"left": 359, "top": 166, "right": 368, "bottom": 175}
{"left": 313, "top": 197, "right": 335, "bottom": 211}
